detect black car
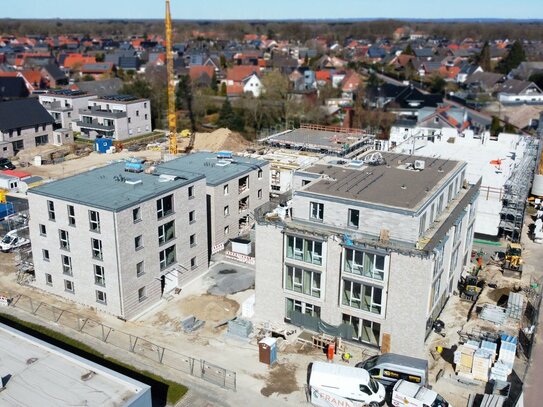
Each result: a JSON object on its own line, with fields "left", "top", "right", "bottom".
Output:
{"left": 0, "top": 158, "right": 15, "bottom": 170}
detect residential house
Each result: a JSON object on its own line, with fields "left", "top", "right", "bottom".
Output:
{"left": 61, "top": 54, "right": 96, "bottom": 71}
{"left": 77, "top": 95, "right": 151, "bottom": 140}
{"left": 497, "top": 79, "right": 543, "bottom": 105}
{"left": 0, "top": 76, "right": 29, "bottom": 99}
{"left": 28, "top": 162, "right": 208, "bottom": 319}
{"left": 81, "top": 62, "right": 115, "bottom": 79}
{"left": 41, "top": 64, "right": 69, "bottom": 87}
{"left": 255, "top": 152, "right": 478, "bottom": 357}
{"left": 188, "top": 65, "right": 215, "bottom": 88}
{"left": 225, "top": 66, "right": 262, "bottom": 97}
{"left": 0, "top": 98, "right": 55, "bottom": 157}
{"left": 509, "top": 61, "right": 543, "bottom": 81}
{"left": 74, "top": 78, "right": 123, "bottom": 97}
{"left": 456, "top": 64, "right": 483, "bottom": 84}
{"left": 464, "top": 71, "right": 504, "bottom": 93}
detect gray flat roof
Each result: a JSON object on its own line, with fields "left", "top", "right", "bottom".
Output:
{"left": 29, "top": 162, "right": 204, "bottom": 211}
{"left": 0, "top": 323, "right": 150, "bottom": 407}
{"left": 267, "top": 128, "right": 366, "bottom": 150}
{"left": 159, "top": 152, "right": 268, "bottom": 186}
{"left": 301, "top": 152, "right": 463, "bottom": 210}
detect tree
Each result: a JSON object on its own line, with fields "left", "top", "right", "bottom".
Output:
{"left": 529, "top": 72, "right": 543, "bottom": 90}
{"left": 496, "top": 41, "right": 526, "bottom": 74}
{"left": 217, "top": 98, "right": 244, "bottom": 132}
{"left": 175, "top": 75, "right": 195, "bottom": 131}
{"left": 210, "top": 72, "right": 218, "bottom": 93}
{"left": 403, "top": 43, "right": 415, "bottom": 56}
{"left": 219, "top": 54, "right": 227, "bottom": 69}
{"left": 429, "top": 75, "right": 447, "bottom": 94}
{"left": 81, "top": 74, "right": 95, "bottom": 82}
{"left": 476, "top": 41, "right": 492, "bottom": 72}
{"left": 490, "top": 116, "right": 503, "bottom": 137}
{"left": 219, "top": 82, "right": 227, "bottom": 97}
{"left": 95, "top": 52, "right": 105, "bottom": 63}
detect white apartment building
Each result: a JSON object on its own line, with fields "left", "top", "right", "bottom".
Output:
{"left": 28, "top": 162, "right": 208, "bottom": 319}
{"left": 38, "top": 90, "right": 96, "bottom": 131}
{"left": 255, "top": 152, "right": 479, "bottom": 357}
{"left": 77, "top": 95, "right": 152, "bottom": 141}
{"left": 159, "top": 152, "right": 270, "bottom": 253}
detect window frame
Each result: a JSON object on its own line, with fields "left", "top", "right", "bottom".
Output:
{"left": 59, "top": 229, "right": 70, "bottom": 251}
{"left": 159, "top": 244, "right": 176, "bottom": 270}
{"left": 47, "top": 200, "right": 55, "bottom": 221}
{"left": 91, "top": 238, "right": 103, "bottom": 260}
{"left": 94, "top": 264, "right": 105, "bottom": 286}
{"left": 89, "top": 210, "right": 100, "bottom": 233}
{"left": 64, "top": 279, "right": 74, "bottom": 293}
{"left": 61, "top": 255, "right": 72, "bottom": 276}
{"left": 96, "top": 290, "right": 107, "bottom": 304}
{"left": 348, "top": 208, "right": 360, "bottom": 229}
{"left": 156, "top": 195, "right": 174, "bottom": 219}
{"left": 309, "top": 201, "right": 324, "bottom": 222}
{"left": 158, "top": 220, "right": 175, "bottom": 245}
{"left": 67, "top": 205, "right": 76, "bottom": 226}
{"left": 285, "top": 265, "right": 322, "bottom": 298}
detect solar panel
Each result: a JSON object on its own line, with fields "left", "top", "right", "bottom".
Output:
{"left": 101, "top": 94, "right": 137, "bottom": 102}
{"left": 50, "top": 89, "right": 87, "bottom": 96}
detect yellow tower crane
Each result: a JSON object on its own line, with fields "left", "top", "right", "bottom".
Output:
{"left": 165, "top": 0, "right": 177, "bottom": 154}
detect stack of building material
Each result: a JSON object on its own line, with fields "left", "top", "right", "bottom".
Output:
{"left": 454, "top": 341, "right": 479, "bottom": 376}
{"left": 506, "top": 292, "right": 524, "bottom": 320}
{"left": 480, "top": 340, "right": 498, "bottom": 361}
{"left": 472, "top": 349, "right": 493, "bottom": 382}
{"left": 479, "top": 305, "right": 508, "bottom": 325}
{"left": 490, "top": 335, "right": 518, "bottom": 382}
{"left": 227, "top": 318, "right": 253, "bottom": 338}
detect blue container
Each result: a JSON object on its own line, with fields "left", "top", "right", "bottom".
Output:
{"left": 0, "top": 202, "right": 15, "bottom": 220}
{"left": 95, "top": 138, "right": 113, "bottom": 153}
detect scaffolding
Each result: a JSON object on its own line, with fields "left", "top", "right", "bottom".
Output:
{"left": 499, "top": 136, "right": 539, "bottom": 242}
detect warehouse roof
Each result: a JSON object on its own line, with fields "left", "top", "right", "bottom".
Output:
{"left": 159, "top": 151, "right": 268, "bottom": 186}
{"left": 29, "top": 161, "right": 204, "bottom": 211}
{"left": 0, "top": 323, "right": 151, "bottom": 407}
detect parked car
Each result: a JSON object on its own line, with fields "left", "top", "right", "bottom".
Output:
{"left": 0, "top": 229, "right": 30, "bottom": 252}
{"left": 356, "top": 353, "right": 428, "bottom": 387}
{"left": 391, "top": 380, "right": 450, "bottom": 407}
{"left": 0, "top": 158, "right": 15, "bottom": 170}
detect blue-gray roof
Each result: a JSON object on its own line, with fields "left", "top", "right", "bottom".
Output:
{"left": 158, "top": 152, "right": 268, "bottom": 187}
{"left": 29, "top": 162, "right": 204, "bottom": 212}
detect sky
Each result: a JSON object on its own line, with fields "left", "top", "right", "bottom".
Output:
{"left": 3, "top": 0, "right": 543, "bottom": 20}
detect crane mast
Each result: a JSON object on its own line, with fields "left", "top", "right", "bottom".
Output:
{"left": 165, "top": 0, "right": 177, "bottom": 154}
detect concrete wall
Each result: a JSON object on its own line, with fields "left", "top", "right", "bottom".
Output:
{"left": 0, "top": 124, "right": 54, "bottom": 158}
{"left": 28, "top": 177, "right": 208, "bottom": 320}
{"left": 207, "top": 164, "right": 270, "bottom": 247}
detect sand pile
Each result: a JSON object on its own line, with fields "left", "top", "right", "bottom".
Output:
{"left": 177, "top": 128, "right": 251, "bottom": 152}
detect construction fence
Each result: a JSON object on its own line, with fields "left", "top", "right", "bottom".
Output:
{"left": 4, "top": 292, "right": 237, "bottom": 391}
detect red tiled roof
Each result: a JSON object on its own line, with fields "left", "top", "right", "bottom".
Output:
{"left": 63, "top": 54, "right": 96, "bottom": 69}
{"left": 189, "top": 65, "right": 214, "bottom": 81}
{"left": 21, "top": 70, "right": 42, "bottom": 86}
{"left": 227, "top": 84, "right": 244, "bottom": 95}
{"left": 315, "top": 70, "right": 331, "bottom": 81}
{"left": 226, "top": 65, "right": 259, "bottom": 82}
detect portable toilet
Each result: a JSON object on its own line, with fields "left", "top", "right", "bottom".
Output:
{"left": 258, "top": 337, "right": 277, "bottom": 366}
{"left": 95, "top": 138, "right": 113, "bottom": 154}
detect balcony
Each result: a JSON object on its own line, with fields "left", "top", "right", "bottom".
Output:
{"left": 43, "top": 101, "right": 71, "bottom": 112}
{"left": 79, "top": 107, "right": 127, "bottom": 119}
{"left": 76, "top": 118, "right": 115, "bottom": 131}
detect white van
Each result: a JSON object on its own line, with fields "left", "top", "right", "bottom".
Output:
{"left": 356, "top": 353, "right": 428, "bottom": 387}
{"left": 309, "top": 361, "right": 386, "bottom": 407}
{"left": 392, "top": 380, "right": 450, "bottom": 407}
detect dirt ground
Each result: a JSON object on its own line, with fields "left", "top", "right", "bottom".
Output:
{"left": 180, "top": 294, "right": 239, "bottom": 323}
{"left": 259, "top": 363, "right": 300, "bottom": 397}
{"left": 177, "top": 128, "right": 253, "bottom": 152}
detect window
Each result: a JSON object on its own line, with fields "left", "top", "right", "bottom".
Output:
{"left": 89, "top": 210, "right": 100, "bottom": 232}
{"left": 224, "top": 206, "right": 230, "bottom": 216}
{"left": 286, "top": 235, "right": 323, "bottom": 266}
{"left": 156, "top": 195, "right": 173, "bottom": 219}
{"left": 136, "top": 110, "right": 139, "bottom": 117}
{"left": 310, "top": 202, "right": 324, "bottom": 221}
{"left": 39, "top": 224, "right": 47, "bottom": 236}
{"left": 42, "top": 249, "right": 50, "bottom": 261}
{"left": 47, "top": 200, "right": 55, "bottom": 221}
{"left": 348, "top": 209, "right": 360, "bottom": 228}
{"left": 94, "top": 265, "right": 105, "bottom": 286}
{"left": 258, "top": 169, "right": 263, "bottom": 179}
{"left": 342, "top": 279, "right": 383, "bottom": 314}
{"left": 258, "top": 189, "right": 262, "bottom": 199}
{"left": 224, "top": 184, "right": 229, "bottom": 195}
{"left": 145, "top": 114, "right": 148, "bottom": 120}
{"left": 135, "top": 235, "right": 143, "bottom": 250}
{"left": 448, "top": 183, "right": 454, "bottom": 202}
{"left": 343, "top": 249, "right": 385, "bottom": 281}
{"left": 133, "top": 207, "right": 141, "bottom": 222}
{"left": 190, "top": 234, "right": 196, "bottom": 247}
{"left": 138, "top": 286, "right": 147, "bottom": 302}
{"left": 91, "top": 238, "right": 103, "bottom": 260}
{"left": 188, "top": 186, "right": 194, "bottom": 198}
{"left": 438, "top": 194, "right": 444, "bottom": 214}
{"left": 128, "top": 117, "right": 131, "bottom": 124}
{"left": 285, "top": 265, "right": 321, "bottom": 298}
{"left": 430, "top": 203, "right": 436, "bottom": 223}
{"left": 35, "top": 135, "right": 48, "bottom": 146}
{"left": 158, "top": 220, "right": 175, "bottom": 245}
{"left": 285, "top": 298, "right": 321, "bottom": 320}
{"left": 159, "top": 245, "right": 176, "bottom": 270}
{"left": 136, "top": 261, "right": 144, "bottom": 277}
{"left": 189, "top": 210, "right": 195, "bottom": 223}
{"left": 430, "top": 278, "right": 441, "bottom": 309}
{"left": 224, "top": 226, "right": 230, "bottom": 236}
{"left": 61, "top": 255, "right": 72, "bottom": 275}
{"left": 45, "top": 273, "right": 53, "bottom": 286}
{"left": 59, "top": 230, "right": 70, "bottom": 251}
{"left": 302, "top": 180, "right": 311, "bottom": 186}
{"left": 191, "top": 257, "right": 197, "bottom": 269}
{"left": 342, "top": 314, "right": 381, "bottom": 346}
{"left": 67, "top": 205, "right": 76, "bottom": 226}
{"left": 419, "top": 213, "right": 427, "bottom": 235}
{"left": 64, "top": 279, "right": 74, "bottom": 293}
{"left": 96, "top": 290, "right": 107, "bottom": 304}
